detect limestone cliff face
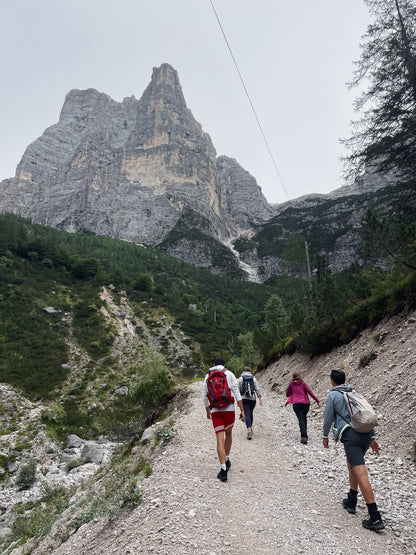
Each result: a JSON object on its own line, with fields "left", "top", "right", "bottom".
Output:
{"left": 216, "top": 155, "right": 274, "bottom": 229}
{"left": 0, "top": 64, "right": 272, "bottom": 249}
{"left": 0, "top": 63, "right": 410, "bottom": 282}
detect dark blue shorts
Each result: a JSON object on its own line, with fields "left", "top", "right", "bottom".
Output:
{"left": 340, "top": 426, "right": 371, "bottom": 467}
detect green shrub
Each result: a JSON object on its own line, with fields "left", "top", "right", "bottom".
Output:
{"left": 283, "top": 336, "right": 298, "bottom": 355}
{"left": 95, "top": 401, "right": 143, "bottom": 442}
{"left": 66, "top": 458, "right": 86, "bottom": 471}
{"left": 41, "top": 403, "right": 66, "bottom": 424}
{"left": 132, "top": 351, "right": 173, "bottom": 413}
{"left": 388, "top": 271, "right": 416, "bottom": 312}
{"left": 358, "top": 350, "right": 377, "bottom": 368}
{"left": 134, "top": 370, "right": 172, "bottom": 412}
{"left": 298, "top": 322, "right": 342, "bottom": 357}
{"left": 0, "top": 454, "right": 9, "bottom": 482}
{"left": 134, "top": 273, "right": 154, "bottom": 292}
{"left": 15, "top": 460, "right": 37, "bottom": 490}
{"left": 155, "top": 427, "right": 174, "bottom": 445}
{"left": 133, "top": 456, "right": 153, "bottom": 477}
{"left": 68, "top": 512, "right": 95, "bottom": 532}
{"left": 372, "top": 332, "right": 382, "bottom": 342}
{"left": 72, "top": 297, "right": 115, "bottom": 358}
{"left": 232, "top": 237, "right": 257, "bottom": 253}
{"left": 124, "top": 481, "right": 143, "bottom": 507}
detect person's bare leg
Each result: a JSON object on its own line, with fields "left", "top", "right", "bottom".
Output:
{"left": 349, "top": 462, "right": 375, "bottom": 504}
{"left": 347, "top": 460, "right": 359, "bottom": 490}
{"left": 224, "top": 429, "right": 232, "bottom": 457}
{"left": 216, "top": 431, "right": 226, "bottom": 464}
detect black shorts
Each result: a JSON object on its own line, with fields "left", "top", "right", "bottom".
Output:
{"left": 340, "top": 426, "right": 371, "bottom": 467}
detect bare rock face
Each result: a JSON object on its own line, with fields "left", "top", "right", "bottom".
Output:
{"left": 215, "top": 155, "right": 274, "bottom": 228}
{"left": 0, "top": 63, "right": 410, "bottom": 282}
{"left": 0, "top": 64, "right": 272, "bottom": 250}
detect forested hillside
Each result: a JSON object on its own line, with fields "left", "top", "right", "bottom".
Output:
{"left": 0, "top": 213, "right": 276, "bottom": 397}
{"left": 1, "top": 198, "right": 416, "bottom": 414}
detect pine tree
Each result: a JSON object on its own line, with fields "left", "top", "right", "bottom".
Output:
{"left": 343, "top": 0, "right": 416, "bottom": 180}
{"left": 264, "top": 294, "right": 289, "bottom": 340}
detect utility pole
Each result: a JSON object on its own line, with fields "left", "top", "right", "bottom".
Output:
{"left": 305, "top": 241, "right": 312, "bottom": 281}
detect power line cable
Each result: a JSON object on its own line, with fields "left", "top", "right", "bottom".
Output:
{"left": 209, "top": 0, "right": 290, "bottom": 201}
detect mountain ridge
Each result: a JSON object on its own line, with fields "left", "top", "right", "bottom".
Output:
{"left": 0, "top": 63, "right": 407, "bottom": 281}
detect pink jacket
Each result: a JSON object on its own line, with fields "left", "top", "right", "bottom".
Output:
{"left": 285, "top": 380, "right": 319, "bottom": 406}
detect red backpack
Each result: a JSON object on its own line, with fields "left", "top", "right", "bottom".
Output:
{"left": 206, "top": 369, "right": 234, "bottom": 409}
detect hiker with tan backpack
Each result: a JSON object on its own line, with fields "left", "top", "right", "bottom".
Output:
{"left": 323, "top": 368, "right": 384, "bottom": 531}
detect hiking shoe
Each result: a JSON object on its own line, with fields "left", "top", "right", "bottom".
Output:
{"left": 342, "top": 498, "right": 356, "bottom": 514}
{"left": 362, "top": 517, "right": 385, "bottom": 531}
{"left": 225, "top": 459, "right": 231, "bottom": 471}
{"left": 300, "top": 437, "right": 308, "bottom": 444}
{"left": 217, "top": 468, "right": 228, "bottom": 482}
{"left": 247, "top": 428, "right": 253, "bottom": 440}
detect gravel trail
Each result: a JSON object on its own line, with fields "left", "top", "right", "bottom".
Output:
{"left": 51, "top": 377, "right": 415, "bottom": 555}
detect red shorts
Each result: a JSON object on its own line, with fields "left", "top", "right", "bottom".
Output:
{"left": 211, "top": 411, "right": 235, "bottom": 434}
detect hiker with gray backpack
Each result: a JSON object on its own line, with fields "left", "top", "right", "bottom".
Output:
{"left": 323, "top": 369, "right": 385, "bottom": 531}
{"left": 237, "top": 367, "right": 263, "bottom": 440}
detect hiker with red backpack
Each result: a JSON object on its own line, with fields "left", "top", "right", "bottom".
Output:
{"left": 203, "top": 357, "right": 245, "bottom": 482}
{"left": 237, "top": 367, "right": 263, "bottom": 440}
{"left": 323, "top": 369, "right": 385, "bottom": 531}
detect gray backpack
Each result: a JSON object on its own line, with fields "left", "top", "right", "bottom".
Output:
{"left": 343, "top": 390, "right": 378, "bottom": 433}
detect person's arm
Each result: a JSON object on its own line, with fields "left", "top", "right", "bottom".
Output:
{"left": 227, "top": 372, "right": 245, "bottom": 421}
{"left": 322, "top": 394, "right": 334, "bottom": 447}
{"left": 304, "top": 383, "right": 320, "bottom": 406}
{"left": 285, "top": 382, "right": 293, "bottom": 406}
{"left": 370, "top": 439, "right": 380, "bottom": 454}
{"left": 369, "top": 429, "right": 380, "bottom": 454}
{"left": 253, "top": 378, "right": 263, "bottom": 406}
{"left": 203, "top": 377, "right": 211, "bottom": 419}
{"left": 236, "top": 399, "right": 245, "bottom": 422}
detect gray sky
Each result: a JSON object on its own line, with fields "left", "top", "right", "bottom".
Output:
{"left": 0, "top": 0, "right": 370, "bottom": 204}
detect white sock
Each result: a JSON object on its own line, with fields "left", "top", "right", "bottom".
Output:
{"left": 221, "top": 463, "right": 226, "bottom": 471}
{"left": 225, "top": 455, "right": 230, "bottom": 462}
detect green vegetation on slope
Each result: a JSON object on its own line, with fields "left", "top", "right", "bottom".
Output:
{"left": 1, "top": 181, "right": 416, "bottom": 405}
{"left": 0, "top": 214, "right": 277, "bottom": 400}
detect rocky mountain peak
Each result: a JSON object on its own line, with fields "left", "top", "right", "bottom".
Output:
{"left": 59, "top": 88, "right": 116, "bottom": 125}
{"left": 0, "top": 63, "right": 404, "bottom": 282}
{"left": 140, "top": 63, "right": 187, "bottom": 110}
{"left": 0, "top": 64, "right": 273, "bottom": 260}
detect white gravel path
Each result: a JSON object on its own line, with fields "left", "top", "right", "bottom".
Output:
{"left": 49, "top": 378, "right": 415, "bottom": 555}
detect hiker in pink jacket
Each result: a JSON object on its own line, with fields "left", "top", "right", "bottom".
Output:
{"left": 285, "top": 372, "right": 320, "bottom": 444}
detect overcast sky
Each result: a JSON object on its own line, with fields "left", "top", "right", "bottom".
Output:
{"left": 0, "top": 0, "right": 371, "bottom": 205}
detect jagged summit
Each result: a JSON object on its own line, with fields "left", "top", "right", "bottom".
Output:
{"left": 140, "top": 63, "right": 187, "bottom": 109}
{"left": 59, "top": 88, "right": 116, "bottom": 122}
{"left": 0, "top": 64, "right": 272, "bottom": 279}
{"left": 0, "top": 64, "right": 405, "bottom": 282}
